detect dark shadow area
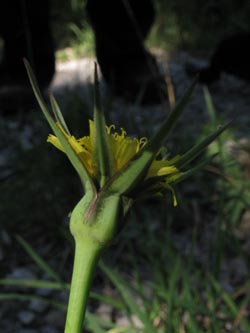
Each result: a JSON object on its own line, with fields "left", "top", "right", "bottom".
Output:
{"left": 1, "top": 1, "right": 250, "bottom": 332}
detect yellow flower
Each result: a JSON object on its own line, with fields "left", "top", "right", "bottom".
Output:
{"left": 47, "top": 120, "right": 181, "bottom": 205}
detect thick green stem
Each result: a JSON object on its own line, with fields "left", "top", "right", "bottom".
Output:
{"left": 64, "top": 239, "right": 101, "bottom": 333}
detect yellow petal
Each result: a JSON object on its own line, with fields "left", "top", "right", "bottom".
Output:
{"left": 147, "top": 160, "right": 179, "bottom": 179}
{"left": 47, "top": 134, "right": 64, "bottom": 152}
{"left": 164, "top": 184, "right": 178, "bottom": 207}
{"left": 47, "top": 119, "right": 181, "bottom": 205}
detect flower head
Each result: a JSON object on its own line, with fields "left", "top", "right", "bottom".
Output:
{"left": 48, "top": 120, "right": 182, "bottom": 205}
{"left": 25, "top": 59, "right": 228, "bottom": 212}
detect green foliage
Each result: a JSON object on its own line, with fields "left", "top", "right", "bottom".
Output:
{"left": 51, "top": 0, "right": 250, "bottom": 59}
{"left": 203, "top": 87, "right": 250, "bottom": 228}
{"left": 148, "top": 0, "right": 250, "bottom": 52}
{"left": 1, "top": 65, "right": 250, "bottom": 332}
{"left": 51, "top": 0, "right": 94, "bottom": 59}
{"left": 1, "top": 232, "right": 250, "bottom": 332}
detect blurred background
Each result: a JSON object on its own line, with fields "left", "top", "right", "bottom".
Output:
{"left": 1, "top": 0, "right": 250, "bottom": 332}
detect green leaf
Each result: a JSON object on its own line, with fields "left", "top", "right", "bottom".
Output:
{"left": 203, "top": 86, "right": 217, "bottom": 124}
{"left": 85, "top": 312, "right": 115, "bottom": 333}
{"left": 99, "top": 261, "right": 157, "bottom": 333}
{"left": 0, "top": 292, "right": 119, "bottom": 328}
{"left": 148, "top": 75, "right": 198, "bottom": 152}
{"left": 0, "top": 278, "right": 69, "bottom": 290}
{"left": 208, "top": 274, "right": 238, "bottom": 316}
{"left": 24, "top": 59, "right": 95, "bottom": 195}
{"left": 0, "top": 293, "right": 66, "bottom": 310}
{"left": 50, "top": 94, "right": 71, "bottom": 135}
{"left": 0, "top": 278, "right": 124, "bottom": 308}
{"left": 93, "top": 62, "right": 115, "bottom": 186}
{"left": 174, "top": 153, "right": 219, "bottom": 183}
{"left": 16, "top": 235, "right": 63, "bottom": 283}
{"left": 106, "top": 77, "right": 197, "bottom": 195}
{"left": 175, "top": 122, "right": 230, "bottom": 169}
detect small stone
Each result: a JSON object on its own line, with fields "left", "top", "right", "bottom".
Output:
{"left": 96, "top": 303, "right": 112, "bottom": 321}
{"left": 220, "top": 280, "right": 234, "bottom": 294}
{"left": 35, "top": 287, "right": 53, "bottom": 297}
{"left": 230, "top": 257, "right": 249, "bottom": 283}
{"left": 39, "top": 325, "right": 59, "bottom": 333}
{"left": 58, "top": 290, "right": 68, "bottom": 303}
{"left": 29, "top": 299, "right": 48, "bottom": 313}
{"left": 0, "top": 229, "right": 11, "bottom": 245}
{"left": 6, "top": 267, "right": 36, "bottom": 280}
{"left": 44, "top": 309, "right": 64, "bottom": 329}
{"left": 19, "top": 329, "right": 37, "bottom": 333}
{"left": 115, "top": 315, "right": 130, "bottom": 327}
{"left": 18, "top": 310, "right": 35, "bottom": 325}
{"left": 116, "top": 314, "right": 143, "bottom": 328}
{"left": 131, "top": 314, "right": 143, "bottom": 328}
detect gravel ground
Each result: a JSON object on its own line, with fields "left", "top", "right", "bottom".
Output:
{"left": 51, "top": 50, "right": 250, "bottom": 136}
{"left": 1, "top": 50, "right": 250, "bottom": 332}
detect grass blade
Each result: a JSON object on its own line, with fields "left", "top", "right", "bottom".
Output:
{"left": 99, "top": 261, "right": 157, "bottom": 333}
{"left": 24, "top": 59, "right": 95, "bottom": 194}
{"left": 93, "top": 62, "right": 115, "bottom": 186}
{"left": 0, "top": 293, "right": 66, "bottom": 310}
{"left": 0, "top": 278, "right": 68, "bottom": 290}
{"left": 175, "top": 122, "right": 230, "bottom": 169}
{"left": 16, "top": 235, "right": 63, "bottom": 283}
{"left": 0, "top": 278, "right": 124, "bottom": 307}
{"left": 85, "top": 311, "right": 114, "bottom": 333}
{"left": 50, "top": 94, "right": 71, "bottom": 135}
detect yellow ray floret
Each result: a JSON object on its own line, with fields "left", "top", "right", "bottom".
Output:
{"left": 47, "top": 120, "right": 182, "bottom": 204}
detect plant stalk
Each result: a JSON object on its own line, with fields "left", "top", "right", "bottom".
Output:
{"left": 64, "top": 238, "right": 101, "bottom": 333}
